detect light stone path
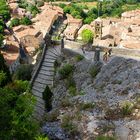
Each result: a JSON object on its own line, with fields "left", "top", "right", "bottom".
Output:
{"left": 32, "top": 46, "right": 61, "bottom": 119}
{"left": 64, "top": 45, "right": 140, "bottom": 63}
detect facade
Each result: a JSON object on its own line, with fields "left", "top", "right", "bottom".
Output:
{"left": 64, "top": 14, "right": 82, "bottom": 40}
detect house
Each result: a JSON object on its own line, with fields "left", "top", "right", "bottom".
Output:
{"left": 64, "top": 14, "right": 82, "bottom": 40}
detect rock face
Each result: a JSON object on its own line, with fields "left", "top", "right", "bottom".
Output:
{"left": 42, "top": 56, "right": 140, "bottom": 140}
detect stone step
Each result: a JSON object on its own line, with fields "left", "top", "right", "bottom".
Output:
{"left": 41, "top": 66, "right": 54, "bottom": 71}
{"left": 54, "top": 46, "right": 61, "bottom": 55}
{"left": 42, "top": 61, "right": 54, "bottom": 67}
{"left": 47, "top": 49, "right": 60, "bottom": 57}
{"left": 32, "top": 89, "right": 42, "bottom": 98}
{"left": 35, "top": 78, "right": 53, "bottom": 84}
{"left": 37, "top": 74, "right": 54, "bottom": 80}
{"left": 44, "top": 55, "right": 57, "bottom": 61}
{"left": 47, "top": 48, "right": 59, "bottom": 55}
{"left": 43, "top": 59, "right": 56, "bottom": 63}
{"left": 33, "top": 81, "right": 46, "bottom": 89}
{"left": 39, "top": 69, "right": 54, "bottom": 75}
{"left": 32, "top": 85, "right": 45, "bottom": 93}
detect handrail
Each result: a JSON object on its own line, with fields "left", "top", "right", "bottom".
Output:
{"left": 30, "top": 44, "right": 47, "bottom": 87}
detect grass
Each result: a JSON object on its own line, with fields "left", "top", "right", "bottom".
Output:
{"left": 89, "top": 65, "right": 101, "bottom": 78}
{"left": 121, "top": 101, "right": 134, "bottom": 116}
{"left": 74, "top": 54, "right": 85, "bottom": 62}
{"left": 76, "top": 2, "right": 97, "bottom": 10}
{"left": 78, "top": 102, "right": 95, "bottom": 111}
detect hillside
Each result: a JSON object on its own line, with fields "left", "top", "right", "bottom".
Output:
{"left": 42, "top": 54, "right": 140, "bottom": 140}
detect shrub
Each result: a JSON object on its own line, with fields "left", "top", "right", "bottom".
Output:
{"left": 68, "top": 86, "right": 77, "bottom": 96}
{"left": 60, "top": 97, "right": 73, "bottom": 108}
{"left": 10, "top": 18, "right": 20, "bottom": 27}
{"left": 0, "top": 71, "right": 7, "bottom": 87}
{"left": 121, "top": 101, "right": 134, "bottom": 116}
{"left": 58, "top": 64, "right": 74, "bottom": 79}
{"left": 20, "top": 17, "right": 32, "bottom": 25}
{"left": 35, "top": 135, "right": 49, "bottom": 140}
{"left": 13, "top": 64, "right": 33, "bottom": 81}
{"left": 75, "top": 54, "right": 84, "bottom": 62}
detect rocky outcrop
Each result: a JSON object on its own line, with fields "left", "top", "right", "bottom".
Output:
{"left": 42, "top": 56, "right": 140, "bottom": 140}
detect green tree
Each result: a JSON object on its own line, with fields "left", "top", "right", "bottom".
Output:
{"left": 81, "top": 29, "right": 94, "bottom": 43}
{"left": 0, "top": 53, "right": 11, "bottom": 86}
{"left": 10, "top": 18, "right": 20, "bottom": 27}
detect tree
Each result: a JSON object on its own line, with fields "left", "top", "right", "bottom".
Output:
{"left": 81, "top": 29, "right": 94, "bottom": 44}
{"left": 13, "top": 64, "right": 33, "bottom": 81}
{"left": 0, "top": 53, "right": 11, "bottom": 86}
{"left": 0, "top": 81, "right": 39, "bottom": 140}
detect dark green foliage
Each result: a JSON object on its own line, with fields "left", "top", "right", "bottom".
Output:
{"left": 13, "top": 64, "right": 33, "bottom": 81}
{"left": 10, "top": 18, "right": 20, "bottom": 27}
{"left": 75, "top": 54, "right": 84, "bottom": 62}
{"left": 0, "top": 53, "right": 11, "bottom": 86}
{"left": 0, "top": 81, "right": 38, "bottom": 140}
{"left": 43, "top": 86, "right": 53, "bottom": 111}
{"left": 58, "top": 64, "right": 74, "bottom": 79}
{"left": 20, "top": 17, "right": 32, "bottom": 25}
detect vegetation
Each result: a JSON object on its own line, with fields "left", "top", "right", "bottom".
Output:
{"left": 0, "top": 0, "right": 10, "bottom": 47}
{"left": 59, "top": 0, "right": 140, "bottom": 24}
{"left": 0, "top": 80, "right": 39, "bottom": 139}
{"left": 13, "top": 64, "right": 33, "bottom": 81}
{"left": 58, "top": 64, "right": 74, "bottom": 79}
{"left": 42, "top": 86, "right": 53, "bottom": 111}
{"left": 61, "top": 114, "right": 78, "bottom": 135}
{"left": 0, "top": 53, "right": 11, "bottom": 87}
{"left": 121, "top": 101, "right": 134, "bottom": 116}
{"left": 89, "top": 63, "right": 102, "bottom": 78}
{"left": 78, "top": 102, "right": 95, "bottom": 111}
{"left": 10, "top": 17, "right": 32, "bottom": 27}
{"left": 96, "top": 135, "right": 116, "bottom": 140}
{"left": 81, "top": 29, "right": 94, "bottom": 43}
{"left": 75, "top": 54, "right": 85, "bottom": 62}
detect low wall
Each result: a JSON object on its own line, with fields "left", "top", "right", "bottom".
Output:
{"left": 64, "top": 40, "right": 82, "bottom": 49}
{"left": 98, "top": 46, "right": 140, "bottom": 58}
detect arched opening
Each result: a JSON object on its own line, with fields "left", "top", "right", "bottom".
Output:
{"left": 42, "top": 85, "right": 53, "bottom": 112}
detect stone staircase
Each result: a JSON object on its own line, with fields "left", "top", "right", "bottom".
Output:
{"left": 31, "top": 46, "right": 61, "bottom": 119}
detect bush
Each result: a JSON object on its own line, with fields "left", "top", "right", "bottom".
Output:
{"left": 58, "top": 64, "right": 74, "bottom": 79}
{"left": 13, "top": 64, "right": 33, "bottom": 81}
{"left": 121, "top": 101, "right": 134, "bottom": 116}
{"left": 68, "top": 86, "right": 77, "bottom": 96}
{"left": 10, "top": 18, "right": 20, "bottom": 27}
{"left": 75, "top": 54, "right": 84, "bottom": 62}
{"left": 20, "top": 17, "right": 32, "bottom": 25}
